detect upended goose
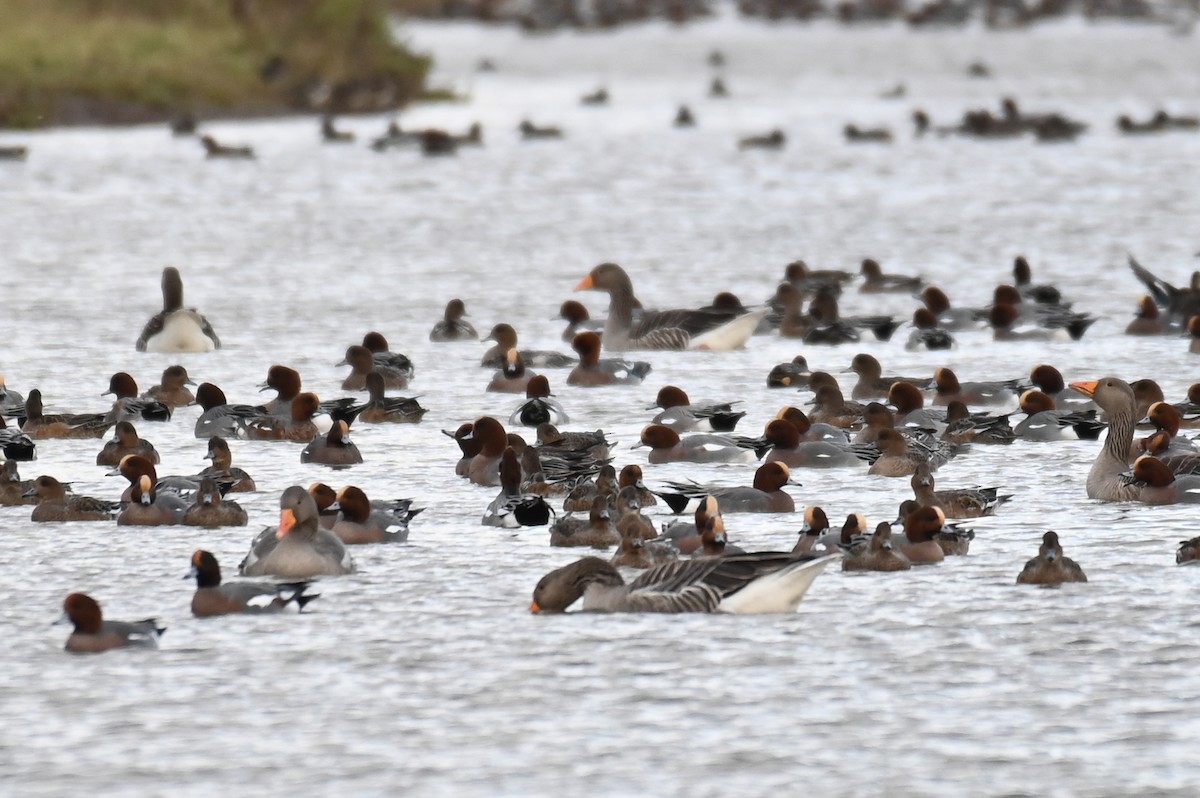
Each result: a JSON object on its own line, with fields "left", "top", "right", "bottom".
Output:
{"left": 574, "top": 262, "right": 767, "bottom": 351}
{"left": 135, "top": 267, "right": 220, "bottom": 352}
{"left": 529, "top": 552, "right": 838, "bottom": 613}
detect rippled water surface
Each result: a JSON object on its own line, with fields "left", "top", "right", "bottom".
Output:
{"left": 3, "top": 11, "right": 1200, "bottom": 796}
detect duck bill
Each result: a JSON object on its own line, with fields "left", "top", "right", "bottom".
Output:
{"left": 574, "top": 274, "right": 596, "bottom": 291}
{"left": 1069, "top": 380, "right": 1099, "bottom": 398}
{"left": 277, "top": 508, "right": 297, "bottom": 539}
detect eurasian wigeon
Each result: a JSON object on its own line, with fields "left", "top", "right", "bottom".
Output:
{"left": 258, "top": 365, "right": 303, "bottom": 419}
{"left": 531, "top": 550, "right": 837, "bottom": 614}
{"left": 859, "top": 258, "right": 921, "bottom": 292}
{"left": 193, "top": 382, "right": 261, "bottom": 439}
{"left": 885, "top": 382, "right": 946, "bottom": 434}
{"left": 635, "top": 424, "right": 760, "bottom": 465}
{"left": 189, "top": 550, "right": 318, "bottom": 617}
{"left": 482, "top": 323, "right": 576, "bottom": 369}
{"left": 650, "top": 385, "right": 744, "bottom": 432}
{"left": 509, "top": 374, "right": 569, "bottom": 428}
{"left": 941, "top": 401, "right": 1017, "bottom": 446}
{"left": 182, "top": 477, "right": 249, "bottom": 527}
{"left": 792, "top": 506, "right": 838, "bottom": 554}
{"left": 535, "top": 424, "right": 611, "bottom": 462}
{"left": 562, "top": 464, "right": 617, "bottom": 512}
{"left": 95, "top": 421, "right": 159, "bottom": 467}
{"left": 301, "top": 420, "right": 363, "bottom": 467}
{"left": 19, "top": 389, "right": 111, "bottom": 440}
{"left": 199, "top": 435, "right": 256, "bottom": 492}
{"left": 429, "top": 298, "right": 477, "bottom": 342}
{"left": 1176, "top": 536, "right": 1200, "bottom": 565}
{"left": 245, "top": 392, "right": 321, "bottom": 441}
{"left": 103, "top": 372, "right": 172, "bottom": 423}
{"left": 1124, "top": 455, "right": 1200, "bottom": 505}
{"left": 109, "top": 453, "right": 215, "bottom": 509}
{"left": 549, "top": 495, "right": 619, "bottom": 549}
{"left": 618, "top": 464, "right": 656, "bottom": 507}
{"left": 1125, "top": 296, "right": 1166, "bottom": 336}
{"left": 1025, "top": 365, "right": 1095, "bottom": 412}
{"left": 766, "top": 355, "right": 812, "bottom": 388}
{"left": 893, "top": 512, "right": 945, "bottom": 564}
{"left": 905, "top": 308, "right": 955, "bottom": 351}
{"left": 842, "top": 521, "right": 910, "bottom": 572}
{"left": 135, "top": 266, "right": 221, "bottom": 352}
{"left": 558, "top": 299, "right": 603, "bottom": 343}
{"left": 1017, "top": 531, "right": 1087, "bottom": 585}
{"left": 867, "top": 429, "right": 938, "bottom": 477}
{"left": 117, "top": 475, "right": 184, "bottom": 526}
{"left": 0, "top": 374, "right": 25, "bottom": 411}
{"left": 339, "top": 345, "right": 411, "bottom": 390}
{"left": 482, "top": 447, "right": 553, "bottom": 528}
{"left": 848, "top": 353, "right": 930, "bottom": 400}
{"left": 692, "top": 512, "right": 746, "bottom": 558}
{"left": 660, "top": 495, "right": 720, "bottom": 555}
{"left": 240, "top": 486, "right": 356, "bottom": 577}
{"left": 200, "top": 134, "right": 254, "bottom": 159}
{"left": 25, "top": 475, "right": 117, "bottom": 522}
{"left": 144, "top": 365, "right": 196, "bottom": 408}
{"left": 739, "top": 129, "right": 785, "bottom": 149}
{"left": 674, "top": 105, "right": 696, "bottom": 127}
{"left": 331, "top": 485, "right": 416, "bottom": 542}
{"left": 58, "top": 593, "right": 164, "bottom": 653}
{"left": 1190, "top": 316, "right": 1200, "bottom": 354}
{"left": 658, "top": 462, "right": 796, "bottom": 514}
{"left": 567, "top": 331, "right": 651, "bottom": 386}
{"left": 614, "top": 485, "right": 656, "bottom": 541}
{"left": 609, "top": 531, "right": 678, "bottom": 569}
{"left": 0, "top": 460, "right": 36, "bottom": 506}
{"left": 762, "top": 419, "right": 863, "bottom": 468}
{"left": 519, "top": 120, "right": 564, "bottom": 139}
{"left": 933, "top": 367, "right": 1018, "bottom": 407}
{"left": 360, "top": 331, "right": 415, "bottom": 375}
{"left": 487, "top": 349, "right": 536, "bottom": 394}
{"left": 910, "top": 466, "right": 1010, "bottom": 518}
{"left": 920, "top": 285, "right": 986, "bottom": 331}
{"left": 844, "top": 124, "right": 892, "bottom": 143}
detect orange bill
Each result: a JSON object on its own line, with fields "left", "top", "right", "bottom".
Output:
{"left": 1069, "top": 380, "right": 1099, "bottom": 397}
{"left": 574, "top": 274, "right": 595, "bottom": 291}
{"left": 529, "top": 600, "right": 541, "bottom": 613}
{"left": 276, "top": 507, "right": 297, "bottom": 539}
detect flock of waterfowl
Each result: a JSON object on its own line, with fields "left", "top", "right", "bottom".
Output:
{"left": 6, "top": 237, "right": 1200, "bottom": 652}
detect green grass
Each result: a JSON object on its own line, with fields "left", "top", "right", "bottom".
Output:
{"left": 0, "top": 0, "right": 431, "bottom": 128}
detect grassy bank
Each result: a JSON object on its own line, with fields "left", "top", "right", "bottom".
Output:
{"left": 0, "top": 0, "right": 431, "bottom": 129}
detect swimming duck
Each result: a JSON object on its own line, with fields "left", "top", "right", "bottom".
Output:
{"left": 658, "top": 462, "right": 797, "bottom": 514}
{"left": 650, "top": 385, "right": 744, "bottom": 432}
{"left": 0, "top": 460, "right": 37, "bottom": 506}
{"left": 920, "top": 286, "right": 987, "bottom": 331}
{"left": 567, "top": 332, "right": 652, "bottom": 386}
{"left": 360, "top": 331, "right": 415, "bottom": 376}
{"left": 200, "top": 134, "right": 254, "bottom": 159}
{"left": 674, "top": 105, "right": 696, "bottom": 127}
{"left": 198, "top": 435, "right": 256, "bottom": 492}
{"left": 613, "top": 484, "right": 656, "bottom": 542}
{"left": 933, "top": 367, "right": 1018, "bottom": 407}
{"left": 892, "top": 512, "right": 946, "bottom": 564}
{"left": 792, "top": 506, "right": 839, "bottom": 554}
{"left": 519, "top": 120, "right": 563, "bottom": 140}
{"left": 848, "top": 353, "right": 930, "bottom": 401}
{"left": 117, "top": 475, "right": 185, "bottom": 526}
{"left": 762, "top": 419, "right": 864, "bottom": 468}
{"left": 330, "top": 485, "right": 416, "bottom": 543}
{"left": 188, "top": 550, "right": 318, "bottom": 617}
{"left": 182, "top": 477, "right": 248, "bottom": 526}
{"left": 482, "top": 323, "right": 576, "bottom": 369}
{"left": 859, "top": 258, "right": 922, "bottom": 293}
{"left": 867, "top": 429, "right": 944, "bottom": 477}
{"left": 531, "top": 551, "right": 836, "bottom": 613}
{"left": 1121, "top": 455, "right": 1200, "bottom": 505}
{"left": 575, "top": 262, "right": 766, "bottom": 351}
{"left": 245, "top": 393, "right": 321, "bottom": 442}
{"left": 96, "top": 421, "right": 159, "bottom": 467}
{"left": 321, "top": 115, "right": 355, "bottom": 143}
{"left": 193, "top": 382, "right": 263, "bottom": 439}
{"left": 430, "top": 298, "right": 478, "bottom": 342}
{"left": 58, "top": 593, "right": 164, "bottom": 653}
{"left": 1013, "top": 391, "right": 1098, "bottom": 442}
{"left": 257, "top": 365, "right": 303, "bottom": 419}
{"left": 240, "top": 486, "right": 356, "bottom": 577}
{"left": 767, "top": 355, "right": 813, "bottom": 388}
{"left": 844, "top": 124, "right": 892, "bottom": 143}
{"left": 1176, "top": 536, "right": 1200, "bottom": 565}
{"left": 807, "top": 384, "right": 865, "bottom": 429}
{"left": 135, "top": 266, "right": 220, "bottom": 352}
{"left": 659, "top": 494, "right": 721, "bottom": 554}
{"left": 357, "top": 371, "right": 427, "bottom": 424}
{"left": 25, "top": 475, "right": 117, "bottom": 522}
{"left": 103, "top": 372, "right": 172, "bottom": 423}
{"left": 1016, "top": 531, "right": 1087, "bottom": 585}
{"left": 483, "top": 447, "right": 554, "bottom": 528}
{"left": 941, "top": 401, "right": 1016, "bottom": 445}
{"left": 635, "top": 424, "right": 763, "bottom": 465}
{"left": 739, "top": 129, "right": 785, "bottom": 150}
{"left": 562, "top": 464, "right": 617, "bottom": 512}
{"left": 580, "top": 87, "right": 608, "bottom": 106}
{"left": 905, "top": 308, "right": 955, "bottom": 351}
{"left": 339, "top": 345, "right": 412, "bottom": 390}
{"left": 19, "top": 389, "right": 111, "bottom": 439}
{"left": 911, "top": 466, "right": 1009, "bottom": 518}
{"left": 610, "top": 529, "right": 679, "bottom": 569}
{"left": 1011, "top": 256, "right": 1064, "bottom": 305}
{"left": 842, "top": 521, "right": 910, "bottom": 572}
{"left": 144, "top": 365, "right": 196, "bottom": 408}
{"left": 549, "top": 495, "right": 619, "bottom": 549}
{"left": 559, "top": 299, "right": 603, "bottom": 343}
{"left": 301, "top": 420, "right": 363, "bottom": 467}
{"left": 709, "top": 77, "right": 730, "bottom": 97}
{"left": 487, "top": 349, "right": 536, "bottom": 394}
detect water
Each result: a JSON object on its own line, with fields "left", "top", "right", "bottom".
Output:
{"left": 2, "top": 10, "right": 1200, "bottom": 795}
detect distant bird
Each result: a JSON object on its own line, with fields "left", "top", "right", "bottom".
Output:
{"left": 739, "top": 130, "right": 785, "bottom": 150}
{"left": 200, "top": 134, "right": 254, "bottom": 159}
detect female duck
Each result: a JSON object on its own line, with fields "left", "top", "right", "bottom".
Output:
{"left": 1017, "top": 531, "right": 1087, "bottom": 584}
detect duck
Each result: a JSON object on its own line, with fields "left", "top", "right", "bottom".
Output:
{"left": 25, "top": 475, "right": 117, "bottom": 522}
{"left": 338, "top": 345, "right": 412, "bottom": 390}
{"left": 910, "top": 466, "right": 1010, "bottom": 518}
{"left": 762, "top": 419, "right": 864, "bottom": 468}
{"left": 867, "top": 429, "right": 939, "bottom": 477}
{"left": 198, "top": 435, "right": 256, "bottom": 492}
{"left": 487, "top": 349, "right": 536, "bottom": 394}
{"left": 1012, "top": 390, "right": 1103, "bottom": 442}
{"left": 897, "top": 500, "right": 973, "bottom": 556}
{"left": 117, "top": 475, "right": 185, "bottom": 526}
{"left": 109, "top": 454, "right": 210, "bottom": 506}
{"left": 691, "top": 512, "right": 746, "bottom": 558}
{"left": 182, "top": 477, "right": 249, "bottom": 526}
{"left": 535, "top": 424, "right": 612, "bottom": 463}
{"left": 481, "top": 323, "right": 576, "bottom": 369}
{"left": 674, "top": 105, "right": 696, "bottom": 127}
{"left": 95, "top": 421, "right": 159, "bottom": 467}
{"left": 905, "top": 308, "right": 955, "bottom": 351}
{"left": 610, "top": 529, "right": 678, "bottom": 569}
{"left": 618, "top": 464, "right": 656, "bottom": 508}
{"left": 807, "top": 384, "right": 865, "bottom": 429}
{"left": 200, "top": 134, "right": 254, "bottom": 159}
{"left": 567, "top": 331, "right": 652, "bottom": 386}
{"left": 559, "top": 299, "right": 603, "bottom": 342}
{"left": 239, "top": 486, "right": 356, "bottom": 577}
{"left": 331, "top": 485, "right": 416, "bottom": 543}
{"left": 892, "top": 513, "right": 946, "bottom": 564}
{"left": 614, "top": 484, "right": 656, "bottom": 542}
{"left": 886, "top": 382, "right": 948, "bottom": 434}
{"left": 1016, "top": 531, "right": 1087, "bottom": 585}
{"left": 805, "top": 291, "right": 899, "bottom": 343}
{"left": 321, "top": 115, "right": 355, "bottom": 143}
{"left": 991, "top": 285, "right": 1096, "bottom": 339}
{"left": 193, "top": 382, "right": 264, "bottom": 439}
{"left": 463, "top": 416, "right": 508, "bottom": 486}
{"left": 783, "top": 260, "right": 855, "bottom": 292}
{"left": 792, "top": 506, "right": 839, "bottom": 554}
{"left": 773, "top": 282, "right": 815, "bottom": 339}
{"left": 482, "top": 447, "right": 554, "bottom": 528}
{"left": 659, "top": 494, "right": 721, "bottom": 554}
{"left": 709, "top": 77, "right": 730, "bottom": 97}
{"left": 519, "top": 120, "right": 563, "bottom": 140}
{"left": 848, "top": 353, "right": 930, "bottom": 401}
{"left": 359, "top": 331, "right": 415, "bottom": 376}
{"left": 1176, "top": 536, "right": 1200, "bottom": 565}
{"left": 562, "top": 464, "right": 617, "bottom": 512}
{"left": 257, "top": 365, "right": 303, "bottom": 419}
{"left": 510, "top": 375, "right": 569, "bottom": 428}
{"left": 739, "top": 129, "right": 785, "bottom": 150}
{"left": 58, "top": 593, "right": 164, "bottom": 653}
{"left": 144, "top": 365, "right": 196, "bottom": 408}
{"left": 1011, "top": 256, "right": 1064, "bottom": 305}
{"left": 0, "top": 375, "right": 24, "bottom": 411}
{"left": 650, "top": 385, "right": 744, "bottom": 432}
{"left": 530, "top": 550, "right": 836, "bottom": 613}
{"left": 657, "top": 462, "right": 797, "bottom": 514}
{"left": 767, "top": 355, "right": 813, "bottom": 388}
{"left": 429, "top": 298, "right": 478, "bottom": 342}
{"left": 245, "top": 392, "right": 321, "bottom": 442}
{"left": 0, "top": 145, "right": 29, "bottom": 160}
{"left": 0, "top": 460, "right": 37, "bottom": 506}
{"left": 580, "top": 86, "right": 608, "bottom": 105}
{"left": 941, "top": 401, "right": 1016, "bottom": 446}
{"left": 1023, "top": 364, "right": 1096, "bottom": 413}
{"left": 18, "top": 389, "right": 111, "bottom": 439}
{"left": 859, "top": 258, "right": 922, "bottom": 293}
{"left": 635, "top": 424, "right": 761, "bottom": 465}
{"left": 188, "top": 550, "right": 318, "bottom": 617}
{"left": 135, "top": 266, "right": 220, "bottom": 352}
{"left": 575, "top": 262, "right": 766, "bottom": 352}
{"left": 301, "top": 420, "right": 363, "bottom": 467}
{"left": 549, "top": 495, "right": 619, "bottom": 549}
{"left": 919, "top": 286, "right": 987, "bottom": 331}
{"left": 1121, "top": 455, "right": 1200, "bottom": 505}
{"left": 842, "top": 522, "right": 910, "bottom": 572}
{"left": 933, "top": 367, "right": 1018, "bottom": 407}
{"left": 357, "top": 372, "right": 427, "bottom": 424}
{"left": 103, "top": 372, "right": 172, "bottom": 423}
{"left": 990, "top": 303, "right": 1084, "bottom": 342}
{"left": 844, "top": 124, "right": 892, "bottom": 143}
